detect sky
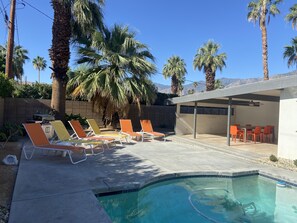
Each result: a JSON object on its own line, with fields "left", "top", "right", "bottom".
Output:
{"left": 0, "top": 0, "right": 296, "bottom": 85}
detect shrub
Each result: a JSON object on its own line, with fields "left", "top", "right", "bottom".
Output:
{"left": 13, "top": 82, "right": 52, "bottom": 99}
{"left": 269, "top": 154, "right": 278, "bottom": 162}
{"left": 0, "top": 72, "right": 15, "bottom": 97}
{"left": 294, "top": 160, "right": 297, "bottom": 167}
{"left": 65, "top": 113, "right": 87, "bottom": 128}
{"left": 0, "top": 132, "right": 7, "bottom": 142}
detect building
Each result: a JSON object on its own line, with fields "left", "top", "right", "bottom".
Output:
{"left": 169, "top": 75, "right": 297, "bottom": 160}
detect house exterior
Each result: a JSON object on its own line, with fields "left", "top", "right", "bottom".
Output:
{"left": 169, "top": 75, "right": 297, "bottom": 160}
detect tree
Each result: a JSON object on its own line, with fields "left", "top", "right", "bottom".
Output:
{"left": 49, "top": 0, "right": 105, "bottom": 121}
{"left": 283, "top": 37, "right": 297, "bottom": 69}
{"left": 32, "top": 56, "right": 47, "bottom": 83}
{"left": 0, "top": 44, "right": 29, "bottom": 80}
{"left": 193, "top": 40, "right": 227, "bottom": 91}
{"left": 286, "top": 4, "right": 297, "bottom": 30}
{"left": 247, "top": 0, "right": 283, "bottom": 80}
{"left": 214, "top": 79, "right": 224, "bottom": 89}
{"left": 67, "top": 25, "right": 157, "bottom": 126}
{"left": 0, "top": 72, "right": 14, "bottom": 97}
{"left": 162, "top": 56, "right": 187, "bottom": 95}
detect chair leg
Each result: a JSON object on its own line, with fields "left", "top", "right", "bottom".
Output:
{"left": 67, "top": 149, "right": 87, "bottom": 164}
{"left": 23, "top": 145, "right": 35, "bottom": 160}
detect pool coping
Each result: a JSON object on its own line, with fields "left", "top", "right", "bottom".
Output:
{"left": 95, "top": 169, "right": 297, "bottom": 197}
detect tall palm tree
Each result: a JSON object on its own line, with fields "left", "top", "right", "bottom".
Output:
{"left": 67, "top": 25, "right": 157, "bottom": 126}
{"left": 193, "top": 40, "right": 227, "bottom": 91}
{"left": 0, "top": 44, "right": 29, "bottom": 80}
{"left": 283, "top": 37, "right": 297, "bottom": 68}
{"left": 32, "top": 56, "right": 47, "bottom": 83}
{"left": 49, "top": 0, "right": 104, "bottom": 120}
{"left": 162, "top": 56, "right": 187, "bottom": 95}
{"left": 286, "top": 4, "right": 297, "bottom": 30}
{"left": 247, "top": 0, "right": 283, "bottom": 80}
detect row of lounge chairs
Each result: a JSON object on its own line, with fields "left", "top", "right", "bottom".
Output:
{"left": 22, "top": 119, "right": 166, "bottom": 164}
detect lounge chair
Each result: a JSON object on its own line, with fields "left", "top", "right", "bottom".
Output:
{"left": 50, "top": 120, "right": 105, "bottom": 155}
{"left": 86, "top": 119, "right": 127, "bottom": 145}
{"left": 68, "top": 120, "right": 115, "bottom": 149}
{"left": 23, "top": 123, "right": 87, "bottom": 164}
{"left": 140, "top": 120, "right": 166, "bottom": 142}
{"left": 119, "top": 119, "right": 142, "bottom": 141}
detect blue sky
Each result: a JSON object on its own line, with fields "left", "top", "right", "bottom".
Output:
{"left": 0, "top": 0, "right": 296, "bottom": 85}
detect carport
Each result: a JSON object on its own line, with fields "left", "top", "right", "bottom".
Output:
{"left": 169, "top": 75, "right": 297, "bottom": 159}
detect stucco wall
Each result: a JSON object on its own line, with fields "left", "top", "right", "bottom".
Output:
{"left": 278, "top": 87, "right": 297, "bottom": 159}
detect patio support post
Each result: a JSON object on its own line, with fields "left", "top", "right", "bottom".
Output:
{"left": 227, "top": 97, "right": 232, "bottom": 146}
{"left": 193, "top": 101, "right": 197, "bottom": 139}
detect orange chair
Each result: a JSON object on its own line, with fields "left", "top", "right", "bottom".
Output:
{"left": 230, "top": 125, "right": 244, "bottom": 143}
{"left": 120, "top": 119, "right": 142, "bottom": 141}
{"left": 23, "top": 123, "right": 87, "bottom": 164}
{"left": 140, "top": 120, "right": 166, "bottom": 142}
{"left": 68, "top": 120, "right": 115, "bottom": 148}
{"left": 248, "top": 126, "right": 263, "bottom": 143}
{"left": 262, "top": 126, "right": 273, "bottom": 143}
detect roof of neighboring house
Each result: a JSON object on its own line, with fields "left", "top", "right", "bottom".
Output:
{"left": 169, "top": 75, "right": 297, "bottom": 104}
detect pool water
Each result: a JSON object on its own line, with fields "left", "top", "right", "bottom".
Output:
{"left": 98, "top": 175, "right": 297, "bottom": 223}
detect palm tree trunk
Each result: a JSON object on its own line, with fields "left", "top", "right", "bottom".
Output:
{"left": 38, "top": 69, "right": 40, "bottom": 83}
{"left": 171, "top": 75, "right": 178, "bottom": 94}
{"left": 205, "top": 68, "right": 215, "bottom": 91}
{"left": 49, "top": 0, "right": 71, "bottom": 121}
{"left": 260, "top": 0, "right": 269, "bottom": 80}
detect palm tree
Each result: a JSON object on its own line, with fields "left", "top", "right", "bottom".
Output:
{"left": 49, "top": 0, "right": 105, "bottom": 120}
{"left": 286, "top": 4, "right": 297, "bottom": 30}
{"left": 193, "top": 40, "right": 227, "bottom": 91}
{"left": 32, "top": 56, "right": 47, "bottom": 83}
{"left": 162, "top": 56, "right": 187, "bottom": 95}
{"left": 67, "top": 25, "right": 157, "bottom": 126}
{"left": 214, "top": 79, "right": 224, "bottom": 89}
{"left": 283, "top": 37, "right": 297, "bottom": 68}
{"left": 0, "top": 44, "right": 29, "bottom": 80}
{"left": 247, "top": 0, "right": 283, "bottom": 80}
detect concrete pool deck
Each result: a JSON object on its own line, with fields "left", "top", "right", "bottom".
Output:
{"left": 9, "top": 135, "right": 297, "bottom": 223}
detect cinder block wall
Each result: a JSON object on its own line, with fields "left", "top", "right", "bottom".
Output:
{"left": 128, "top": 104, "right": 176, "bottom": 131}
{"left": 1, "top": 98, "right": 176, "bottom": 130}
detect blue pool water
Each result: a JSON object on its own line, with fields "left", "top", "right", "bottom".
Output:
{"left": 98, "top": 175, "right": 297, "bottom": 223}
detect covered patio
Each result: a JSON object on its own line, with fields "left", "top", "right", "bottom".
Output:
{"left": 169, "top": 75, "right": 297, "bottom": 160}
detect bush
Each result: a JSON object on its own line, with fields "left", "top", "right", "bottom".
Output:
{"left": 294, "top": 160, "right": 297, "bottom": 167}
{"left": 0, "top": 72, "right": 15, "bottom": 97}
{"left": 269, "top": 154, "right": 278, "bottom": 162}
{"left": 65, "top": 113, "right": 87, "bottom": 128}
{"left": 13, "top": 82, "right": 52, "bottom": 99}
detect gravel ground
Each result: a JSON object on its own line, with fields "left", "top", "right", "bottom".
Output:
{"left": 259, "top": 157, "right": 297, "bottom": 172}
{"left": 0, "top": 142, "right": 21, "bottom": 223}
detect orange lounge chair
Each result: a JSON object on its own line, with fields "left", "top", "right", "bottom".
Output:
{"left": 119, "top": 119, "right": 142, "bottom": 141}
{"left": 23, "top": 123, "right": 87, "bottom": 164}
{"left": 68, "top": 120, "right": 115, "bottom": 148}
{"left": 140, "top": 120, "right": 166, "bottom": 142}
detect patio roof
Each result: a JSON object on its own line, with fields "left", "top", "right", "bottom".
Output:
{"left": 170, "top": 75, "right": 297, "bottom": 104}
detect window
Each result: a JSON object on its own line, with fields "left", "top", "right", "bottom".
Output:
{"left": 180, "top": 105, "right": 234, "bottom": 116}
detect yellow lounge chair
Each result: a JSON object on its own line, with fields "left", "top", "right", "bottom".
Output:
{"left": 23, "top": 123, "right": 87, "bottom": 164}
{"left": 68, "top": 120, "right": 116, "bottom": 149}
{"left": 140, "top": 120, "right": 166, "bottom": 142}
{"left": 50, "top": 120, "right": 105, "bottom": 155}
{"left": 119, "top": 119, "right": 142, "bottom": 141}
{"left": 87, "top": 119, "right": 127, "bottom": 145}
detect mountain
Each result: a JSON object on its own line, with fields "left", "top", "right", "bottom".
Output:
{"left": 155, "top": 70, "right": 297, "bottom": 95}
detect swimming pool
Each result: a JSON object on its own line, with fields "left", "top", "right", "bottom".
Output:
{"left": 98, "top": 175, "right": 297, "bottom": 223}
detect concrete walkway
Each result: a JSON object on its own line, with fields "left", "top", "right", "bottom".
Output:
{"left": 9, "top": 136, "right": 297, "bottom": 223}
